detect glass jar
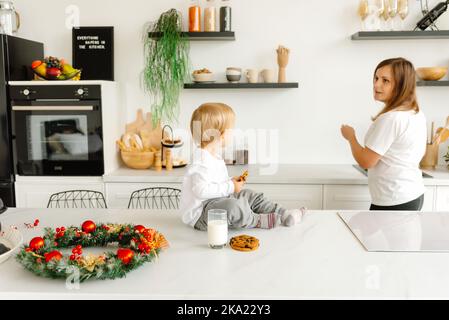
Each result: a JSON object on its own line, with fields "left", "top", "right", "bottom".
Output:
{"left": 0, "top": 1, "right": 20, "bottom": 35}
{"left": 204, "top": 0, "right": 216, "bottom": 32}
{"left": 189, "top": 0, "right": 201, "bottom": 32}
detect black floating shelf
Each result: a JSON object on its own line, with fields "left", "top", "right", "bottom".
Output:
{"left": 351, "top": 30, "right": 449, "bottom": 40}
{"left": 417, "top": 81, "right": 449, "bottom": 87}
{"left": 184, "top": 82, "right": 299, "bottom": 89}
{"left": 149, "top": 31, "right": 235, "bottom": 41}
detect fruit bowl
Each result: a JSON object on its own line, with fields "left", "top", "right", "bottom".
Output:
{"left": 416, "top": 67, "right": 448, "bottom": 81}
{"left": 31, "top": 56, "right": 82, "bottom": 81}
{"left": 33, "top": 70, "right": 82, "bottom": 81}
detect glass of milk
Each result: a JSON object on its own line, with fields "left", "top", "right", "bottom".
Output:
{"left": 208, "top": 209, "right": 228, "bottom": 249}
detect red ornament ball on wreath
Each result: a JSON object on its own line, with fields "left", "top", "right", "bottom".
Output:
{"left": 82, "top": 220, "right": 96, "bottom": 233}
{"left": 117, "top": 248, "right": 134, "bottom": 265}
{"left": 44, "top": 250, "right": 63, "bottom": 263}
{"left": 134, "top": 225, "right": 146, "bottom": 234}
{"left": 29, "top": 237, "right": 45, "bottom": 251}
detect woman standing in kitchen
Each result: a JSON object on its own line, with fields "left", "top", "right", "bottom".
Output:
{"left": 341, "top": 57, "right": 427, "bottom": 211}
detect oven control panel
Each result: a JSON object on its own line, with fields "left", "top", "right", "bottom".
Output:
{"left": 9, "top": 85, "right": 101, "bottom": 100}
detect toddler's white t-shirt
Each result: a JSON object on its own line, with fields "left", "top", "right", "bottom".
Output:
{"left": 180, "top": 148, "right": 234, "bottom": 227}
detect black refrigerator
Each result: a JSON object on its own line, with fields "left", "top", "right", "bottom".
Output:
{"left": 0, "top": 35, "right": 44, "bottom": 207}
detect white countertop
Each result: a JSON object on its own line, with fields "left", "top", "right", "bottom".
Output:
{"left": 1, "top": 208, "right": 449, "bottom": 299}
{"left": 103, "top": 164, "right": 449, "bottom": 186}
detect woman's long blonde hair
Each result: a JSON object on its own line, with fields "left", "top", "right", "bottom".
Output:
{"left": 372, "top": 57, "right": 419, "bottom": 121}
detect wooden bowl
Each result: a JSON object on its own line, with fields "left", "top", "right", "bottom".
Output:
{"left": 416, "top": 67, "right": 448, "bottom": 81}
{"left": 121, "top": 151, "right": 154, "bottom": 169}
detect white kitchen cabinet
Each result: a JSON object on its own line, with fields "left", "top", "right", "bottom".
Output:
{"left": 246, "top": 184, "right": 323, "bottom": 210}
{"left": 324, "top": 185, "right": 436, "bottom": 211}
{"left": 436, "top": 187, "right": 449, "bottom": 211}
{"left": 323, "top": 185, "right": 371, "bottom": 210}
{"left": 15, "top": 179, "right": 105, "bottom": 208}
{"left": 105, "top": 183, "right": 182, "bottom": 209}
{"left": 422, "top": 187, "right": 436, "bottom": 211}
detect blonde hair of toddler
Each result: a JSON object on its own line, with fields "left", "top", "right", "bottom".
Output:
{"left": 190, "top": 103, "right": 235, "bottom": 148}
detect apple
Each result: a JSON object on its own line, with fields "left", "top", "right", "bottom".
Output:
{"left": 46, "top": 67, "right": 61, "bottom": 79}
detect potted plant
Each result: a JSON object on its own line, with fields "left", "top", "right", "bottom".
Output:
{"left": 142, "top": 9, "right": 190, "bottom": 126}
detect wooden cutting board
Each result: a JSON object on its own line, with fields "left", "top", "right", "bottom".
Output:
{"left": 125, "top": 109, "right": 163, "bottom": 150}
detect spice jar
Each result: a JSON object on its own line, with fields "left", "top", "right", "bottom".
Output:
{"left": 204, "top": 0, "right": 216, "bottom": 32}
{"left": 165, "top": 149, "right": 173, "bottom": 171}
{"left": 154, "top": 150, "right": 162, "bottom": 172}
{"left": 219, "top": 6, "right": 231, "bottom": 32}
{"left": 189, "top": 1, "right": 201, "bottom": 32}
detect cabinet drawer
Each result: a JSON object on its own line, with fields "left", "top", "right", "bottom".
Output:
{"left": 324, "top": 185, "right": 371, "bottom": 210}
{"left": 245, "top": 184, "right": 323, "bottom": 210}
{"left": 324, "top": 185, "right": 435, "bottom": 211}
{"left": 105, "top": 183, "right": 182, "bottom": 209}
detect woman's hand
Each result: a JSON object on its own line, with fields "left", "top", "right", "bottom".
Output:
{"left": 341, "top": 125, "right": 356, "bottom": 141}
{"left": 232, "top": 177, "right": 245, "bottom": 193}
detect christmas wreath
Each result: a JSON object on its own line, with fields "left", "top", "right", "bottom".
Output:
{"left": 16, "top": 220, "right": 169, "bottom": 282}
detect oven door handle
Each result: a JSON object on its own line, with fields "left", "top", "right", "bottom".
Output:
{"left": 12, "top": 106, "right": 94, "bottom": 111}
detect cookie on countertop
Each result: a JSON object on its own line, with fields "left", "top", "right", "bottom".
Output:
{"left": 230, "top": 235, "right": 259, "bottom": 252}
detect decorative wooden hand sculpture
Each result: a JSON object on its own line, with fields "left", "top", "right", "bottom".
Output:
{"left": 277, "top": 45, "right": 290, "bottom": 83}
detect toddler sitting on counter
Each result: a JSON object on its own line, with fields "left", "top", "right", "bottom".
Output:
{"left": 180, "top": 102, "right": 305, "bottom": 231}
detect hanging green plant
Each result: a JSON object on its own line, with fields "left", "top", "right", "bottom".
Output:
{"left": 142, "top": 9, "right": 190, "bottom": 125}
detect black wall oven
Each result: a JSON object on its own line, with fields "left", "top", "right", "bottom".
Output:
{"left": 10, "top": 85, "right": 104, "bottom": 176}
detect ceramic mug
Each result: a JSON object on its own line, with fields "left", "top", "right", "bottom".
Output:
{"left": 260, "top": 69, "right": 275, "bottom": 83}
{"left": 226, "top": 67, "right": 242, "bottom": 83}
{"left": 245, "top": 69, "right": 258, "bottom": 83}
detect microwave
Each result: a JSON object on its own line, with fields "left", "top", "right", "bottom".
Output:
{"left": 10, "top": 85, "right": 104, "bottom": 176}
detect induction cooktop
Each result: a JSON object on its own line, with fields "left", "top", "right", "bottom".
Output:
{"left": 339, "top": 211, "right": 449, "bottom": 252}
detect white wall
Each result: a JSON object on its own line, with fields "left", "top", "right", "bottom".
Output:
{"left": 14, "top": 0, "right": 449, "bottom": 164}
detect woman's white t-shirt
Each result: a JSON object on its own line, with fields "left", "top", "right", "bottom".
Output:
{"left": 364, "top": 110, "right": 427, "bottom": 206}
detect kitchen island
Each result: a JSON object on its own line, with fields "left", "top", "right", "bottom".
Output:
{"left": 1, "top": 208, "right": 449, "bottom": 299}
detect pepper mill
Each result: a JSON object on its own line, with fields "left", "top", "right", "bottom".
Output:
{"left": 154, "top": 150, "right": 162, "bottom": 172}
{"left": 165, "top": 148, "right": 173, "bottom": 171}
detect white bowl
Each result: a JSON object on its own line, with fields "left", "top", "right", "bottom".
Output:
{"left": 192, "top": 72, "right": 214, "bottom": 83}
{"left": 0, "top": 227, "right": 23, "bottom": 264}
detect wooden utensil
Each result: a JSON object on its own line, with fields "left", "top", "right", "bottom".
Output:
{"left": 432, "top": 127, "right": 444, "bottom": 144}
{"left": 432, "top": 116, "right": 449, "bottom": 144}
{"left": 435, "top": 128, "right": 449, "bottom": 145}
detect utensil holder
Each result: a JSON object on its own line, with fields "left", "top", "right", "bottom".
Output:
{"left": 420, "top": 143, "right": 439, "bottom": 170}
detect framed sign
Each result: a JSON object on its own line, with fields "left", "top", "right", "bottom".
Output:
{"left": 72, "top": 26, "right": 114, "bottom": 80}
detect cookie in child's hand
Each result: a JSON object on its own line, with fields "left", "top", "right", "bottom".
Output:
{"left": 238, "top": 170, "right": 249, "bottom": 182}
{"left": 230, "top": 235, "right": 259, "bottom": 252}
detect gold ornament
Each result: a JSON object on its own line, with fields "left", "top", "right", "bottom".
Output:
{"left": 78, "top": 254, "right": 106, "bottom": 272}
